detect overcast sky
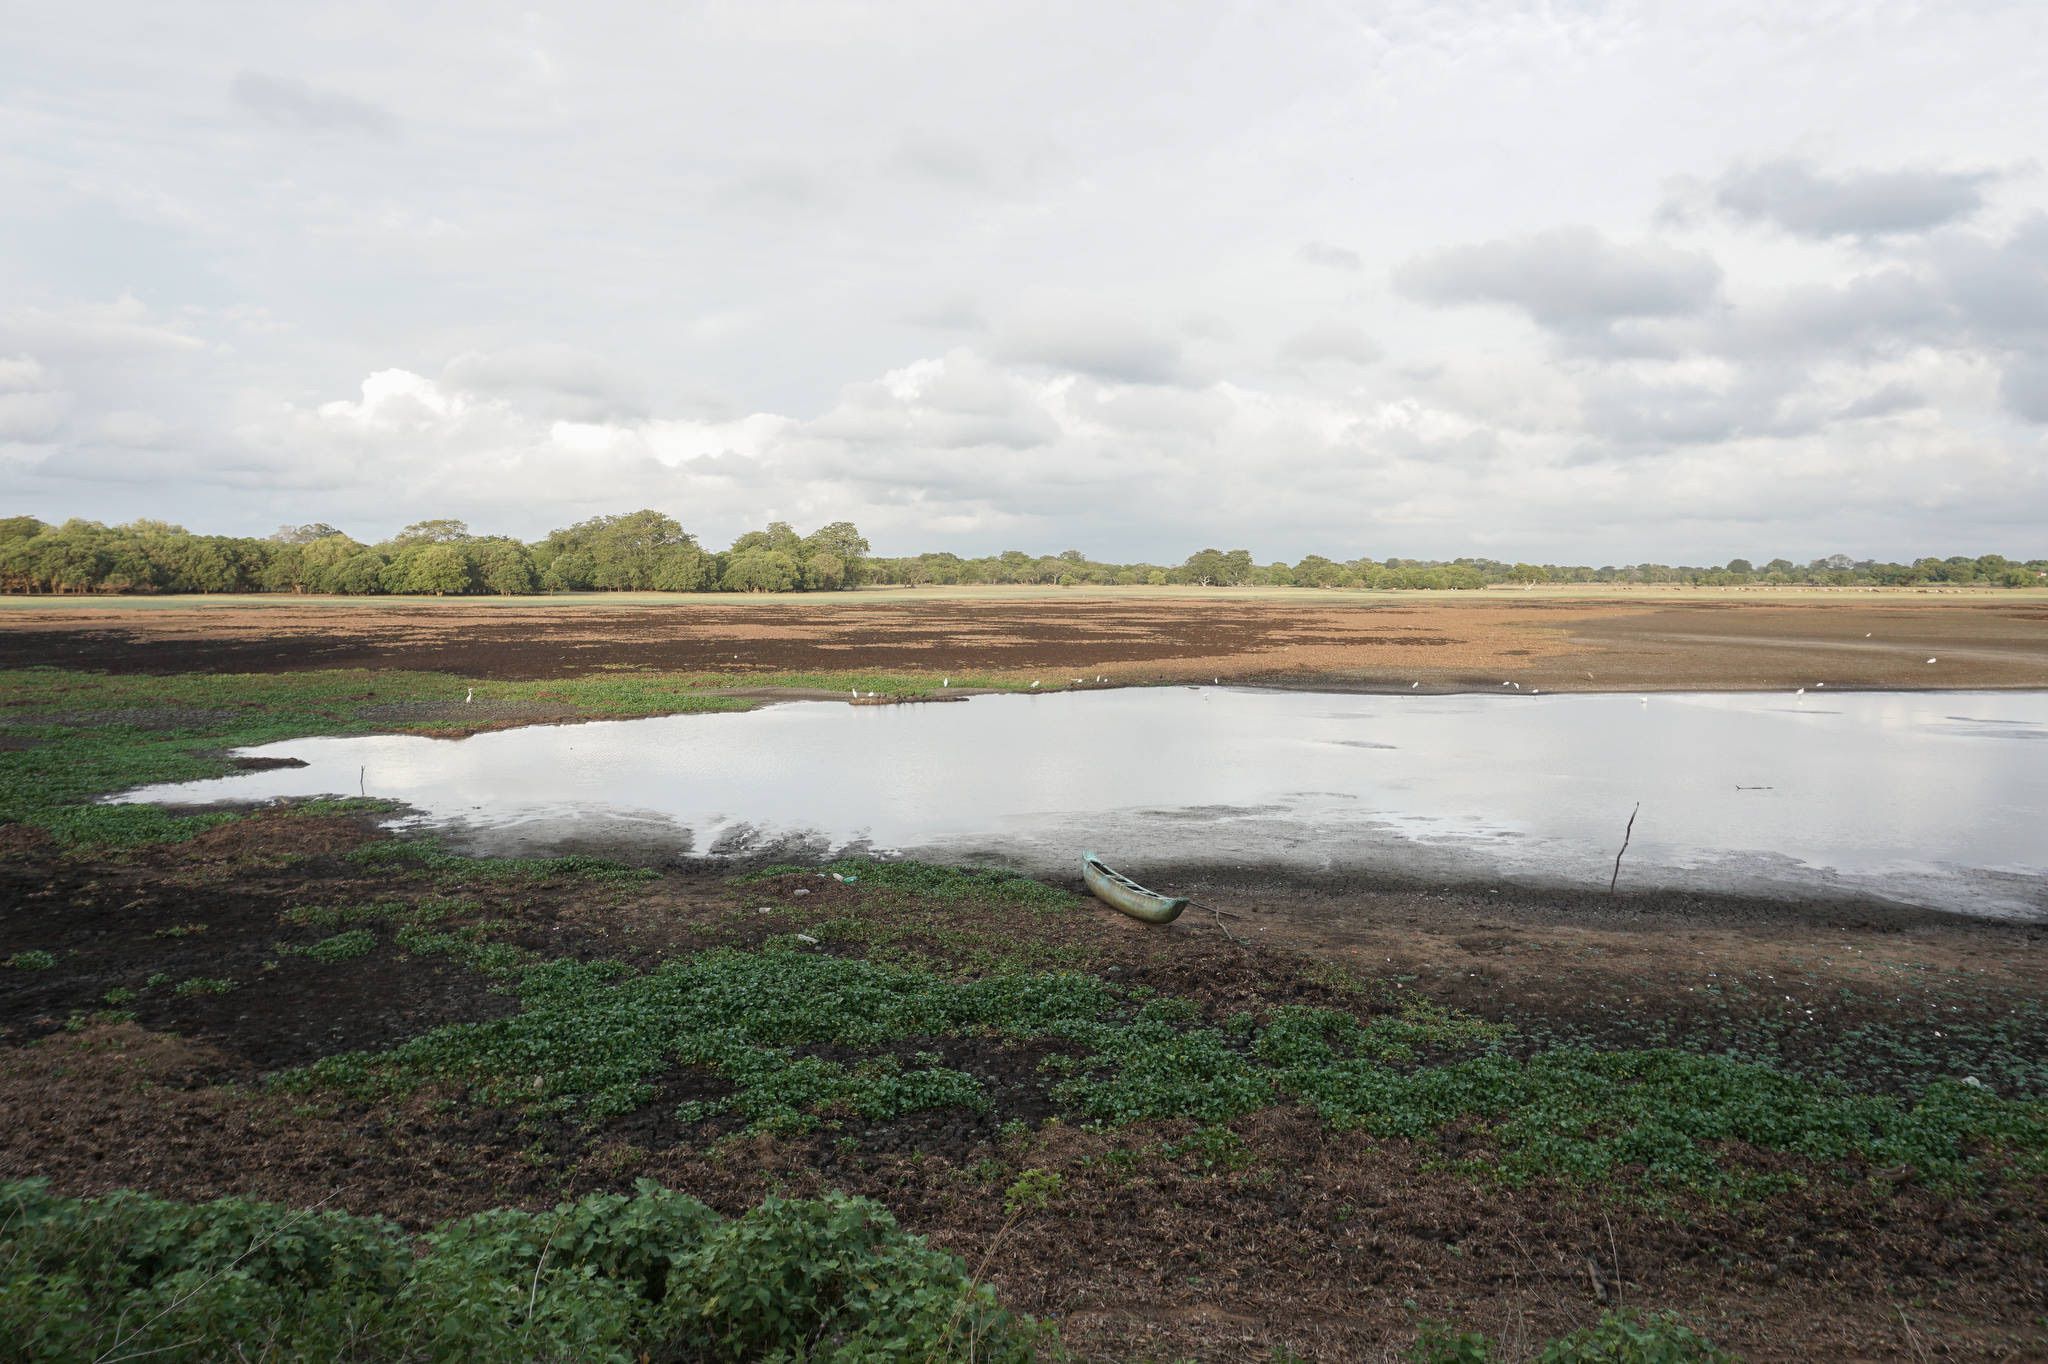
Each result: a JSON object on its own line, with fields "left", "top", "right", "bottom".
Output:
{"left": 3, "top": 2, "right": 2045, "bottom": 563}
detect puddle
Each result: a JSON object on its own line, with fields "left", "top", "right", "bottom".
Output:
{"left": 117, "top": 688, "right": 2048, "bottom": 919}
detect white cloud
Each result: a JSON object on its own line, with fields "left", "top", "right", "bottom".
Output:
{"left": 1712, "top": 160, "right": 1994, "bottom": 239}
{"left": 1395, "top": 228, "right": 1723, "bottom": 336}
{"left": 4, "top": 3, "right": 2047, "bottom": 560}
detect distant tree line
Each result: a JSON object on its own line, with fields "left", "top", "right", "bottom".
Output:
{"left": 0, "top": 513, "right": 2040, "bottom": 595}
{"left": 864, "top": 548, "right": 2048, "bottom": 590}
{"left": 0, "top": 512, "right": 868, "bottom": 596}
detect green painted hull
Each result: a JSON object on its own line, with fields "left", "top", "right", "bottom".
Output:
{"left": 1081, "top": 852, "right": 1188, "bottom": 925}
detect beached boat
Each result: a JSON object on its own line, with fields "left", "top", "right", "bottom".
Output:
{"left": 1081, "top": 851, "right": 1188, "bottom": 924}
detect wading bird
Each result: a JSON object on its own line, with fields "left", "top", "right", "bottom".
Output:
{"left": 464, "top": 688, "right": 474, "bottom": 704}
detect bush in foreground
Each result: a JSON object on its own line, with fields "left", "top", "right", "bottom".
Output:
{"left": 0, "top": 1179, "right": 1044, "bottom": 1363}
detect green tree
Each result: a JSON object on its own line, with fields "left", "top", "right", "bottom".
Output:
{"left": 392, "top": 519, "right": 472, "bottom": 546}
{"left": 271, "top": 523, "right": 343, "bottom": 544}
{"left": 720, "top": 548, "right": 799, "bottom": 592}
{"left": 800, "top": 521, "right": 870, "bottom": 588}
{"left": 472, "top": 539, "right": 539, "bottom": 595}
{"left": 388, "top": 543, "right": 473, "bottom": 595}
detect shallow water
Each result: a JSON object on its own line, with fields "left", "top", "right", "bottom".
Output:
{"left": 118, "top": 688, "right": 2048, "bottom": 919}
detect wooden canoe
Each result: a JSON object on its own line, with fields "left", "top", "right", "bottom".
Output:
{"left": 1081, "top": 852, "right": 1188, "bottom": 925}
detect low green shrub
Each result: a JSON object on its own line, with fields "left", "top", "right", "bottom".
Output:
{"left": 0, "top": 1178, "right": 1047, "bottom": 1363}
{"left": 172, "top": 976, "right": 239, "bottom": 997}
{"left": 4, "top": 949, "right": 56, "bottom": 971}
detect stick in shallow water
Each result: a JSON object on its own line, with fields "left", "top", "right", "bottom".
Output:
{"left": 1608, "top": 802, "right": 1639, "bottom": 895}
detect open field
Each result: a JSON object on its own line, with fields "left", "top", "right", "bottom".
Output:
{"left": 4, "top": 585, "right": 2047, "bottom": 692}
{"left": 3, "top": 656, "right": 2046, "bottom": 1360}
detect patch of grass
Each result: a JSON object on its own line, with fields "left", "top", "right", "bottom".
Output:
{"left": 4, "top": 950, "right": 56, "bottom": 971}
{"left": 171, "top": 976, "right": 239, "bottom": 997}
{"left": 736, "top": 857, "right": 1076, "bottom": 912}
{"left": 151, "top": 921, "right": 206, "bottom": 938}
{"left": 286, "top": 944, "right": 1118, "bottom": 1131}
{"left": 286, "top": 929, "right": 377, "bottom": 962}
{"left": 281, "top": 896, "right": 460, "bottom": 931}
{"left": 278, "top": 940, "right": 2045, "bottom": 1193}
{"left": 1412, "top": 1309, "right": 1735, "bottom": 1362}
{"left": 276, "top": 795, "right": 408, "bottom": 817}
{"left": 0, "top": 1178, "right": 1047, "bottom": 1364}
{"left": 345, "top": 837, "right": 657, "bottom": 885}
{"left": 26, "top": 804, "right": 237, "bottom": 851}
{"left": 392, "top": 923, "right": 534, "bottom": 978}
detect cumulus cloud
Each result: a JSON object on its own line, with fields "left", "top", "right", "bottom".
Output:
{"left": 1395, "top": 227, "right": 1722, "bottom": 336}
{"left": 231, "top": 72, "right": 395, "bottom": 137}
{"left": 1713, "top": 160, "right": 1993, "bottom": 238}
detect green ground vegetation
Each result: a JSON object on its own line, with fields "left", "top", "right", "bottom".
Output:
{"left": 0, "top": 1179, "right": 1043, "bottom": 1364}
{"left": 282, "top": 927, "right": 2048, "bottom": 1198}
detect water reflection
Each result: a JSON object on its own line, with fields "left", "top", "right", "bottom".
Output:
{"left": 117, "top": 689, "right": 2048, "bottom": 919}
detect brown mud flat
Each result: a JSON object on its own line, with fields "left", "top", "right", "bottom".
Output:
{"left": 3, "top": 590, "right": 2046, "bottom": 691}
{"left": 3, "top": 812, "right": 2045, "bottom": 1361}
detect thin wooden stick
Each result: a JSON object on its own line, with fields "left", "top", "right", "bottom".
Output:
{"left": 1608, "top": 803, "right": 1639, "bottom": 895}
{"left": 1185, "top": 899, "right": 1247, "bottom": 945}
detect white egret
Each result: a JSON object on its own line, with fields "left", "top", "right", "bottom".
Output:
{"left": 464, "top": 687, "right": 474, "bottom": 704}
{"left": 1926, "top": 657, "right": 1938, "bottom": 664}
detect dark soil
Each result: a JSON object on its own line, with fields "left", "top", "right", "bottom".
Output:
{"left": 4, "top": 813, "right": 2047, "bottom": 1359}
{"left": 5, "top": 592, "right": 2045, "bottom": 692}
